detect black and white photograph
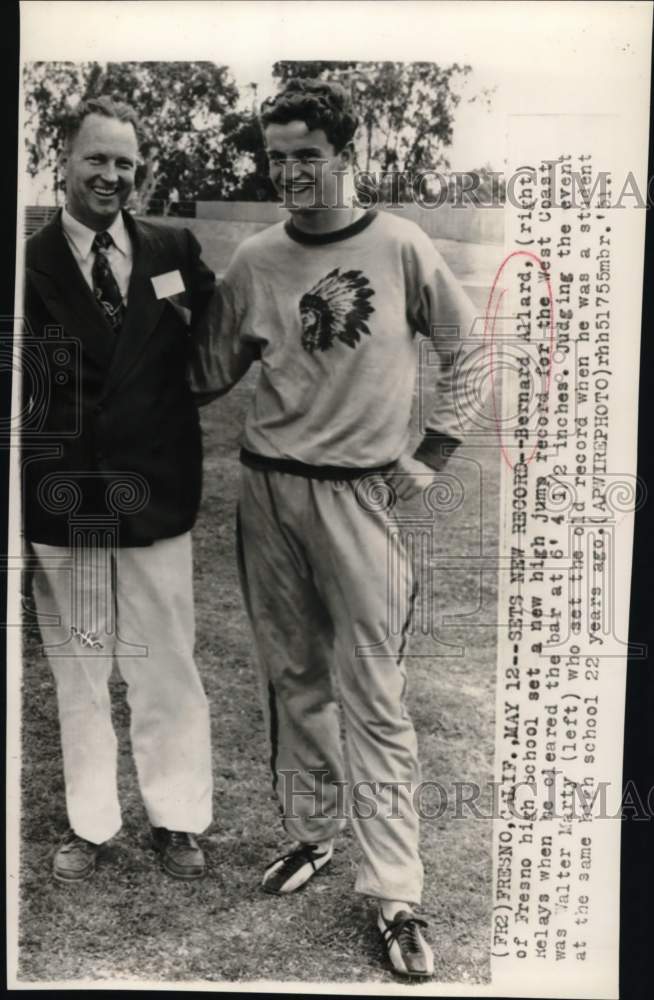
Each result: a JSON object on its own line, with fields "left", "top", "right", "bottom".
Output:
{"left": 6, "top": 2, "right": 652, "bottom": 994}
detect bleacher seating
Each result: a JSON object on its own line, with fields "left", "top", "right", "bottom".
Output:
{"left": 24, "top": 206, "right": 58, "bottom": 238}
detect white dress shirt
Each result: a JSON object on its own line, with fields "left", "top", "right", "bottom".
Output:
{"left": 61, "top": 207, "right": 133, "bottom": 304}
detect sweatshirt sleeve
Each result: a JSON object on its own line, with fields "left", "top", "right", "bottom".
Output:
{"left": 188, "top": 254, "right": 260, "bottom": 406}
{"left": 403, "top": 227, "right": 478, "bottom": 470}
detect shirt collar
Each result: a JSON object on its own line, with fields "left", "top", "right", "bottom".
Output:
{"left": 61, "top": 207, "right": 132, "bottom": 261}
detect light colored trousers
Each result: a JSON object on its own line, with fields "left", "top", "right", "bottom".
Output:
{"left": 237, "top": 466, "right": 423, "bottom": 904}
{"left": 30, "top": 532, "right": 212, "bottom": 845}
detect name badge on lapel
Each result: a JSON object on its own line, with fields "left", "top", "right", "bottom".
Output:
{"left": 151, "top": 269, "right": 185, "bottom": 299}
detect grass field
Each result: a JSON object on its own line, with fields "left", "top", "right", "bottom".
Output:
{"left": 17, "top": 334, "right": 501, "bottom": 986}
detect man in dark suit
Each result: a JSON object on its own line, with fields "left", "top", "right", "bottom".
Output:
{"left": 23, "top": 96, "right": 215, "bottom": 883}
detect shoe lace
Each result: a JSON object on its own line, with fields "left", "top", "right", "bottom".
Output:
{"left": 168, "top": 831, "right": 198, "bottom": 849}
{"left": 278, "top": 843, "right": 325, "bottom": 864}
{"left": 60, "top": 830, "right": 95, "bottom": 854}
{"left": 385, "top": 914, "right": 428, "bottom": 954}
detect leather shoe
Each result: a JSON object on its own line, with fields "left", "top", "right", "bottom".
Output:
{"left": 151, "top": 827, "right": 205, "bottom": 879}
{"left": 53, "top": 829, "right": 101, "bottom": 883}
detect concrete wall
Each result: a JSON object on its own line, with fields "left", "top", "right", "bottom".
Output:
{"left": 196, "top": 202, "right": 283, "bottom": 224}
{"left": 196, "top": 199, "right": 505, "bottom": 246}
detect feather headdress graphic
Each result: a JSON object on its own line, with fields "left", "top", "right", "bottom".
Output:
{"left": 299, "top": 268, "right": 375, "bottom": 353}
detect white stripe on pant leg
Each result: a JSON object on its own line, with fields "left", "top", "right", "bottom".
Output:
{"left": 306, "top": 481, "right": 424, "bottom": 904}
{"left": 237, "top": 468, "right": 348, "bottom": 845}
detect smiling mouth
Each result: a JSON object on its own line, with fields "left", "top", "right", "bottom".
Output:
{"left": 91, "top": 187, "right": 119, "bottom": 198}
{"left": 281, "top": 185, "right": 317, "bottom": 202}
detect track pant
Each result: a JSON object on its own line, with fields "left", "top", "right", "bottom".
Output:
{"left": 30, "top": 532, "right": 213, "bottom": 845}
{"left": 237, "top": 466, "right": 423, "bottom": 904}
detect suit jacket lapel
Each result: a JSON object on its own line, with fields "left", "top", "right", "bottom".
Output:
{"left": 100, "top": 213, "right": 167, "bottom": 399}
{"left": 26, "top": 210, "right": 116, "bottom": 370}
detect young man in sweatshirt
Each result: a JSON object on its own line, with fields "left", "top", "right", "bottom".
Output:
{"left": 191, "top": 77, "right": 477, "bottom": 978}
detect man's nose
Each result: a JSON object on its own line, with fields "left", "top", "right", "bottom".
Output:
{"left": 99, "top": 161, "right": 119, "bottom": 183}
{"left": 283, "top": 160, "right": 310, "bottom": 180}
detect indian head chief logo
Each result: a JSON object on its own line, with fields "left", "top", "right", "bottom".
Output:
{"left": 299, "top": 268, "right": 375, "bottom": 353}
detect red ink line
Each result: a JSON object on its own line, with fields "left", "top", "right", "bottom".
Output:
{"left": 484, "top": 250, "right": 556, "bottom": 470}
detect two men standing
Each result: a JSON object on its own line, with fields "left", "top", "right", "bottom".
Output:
{"left": 23, "top": 78, "right": 474, "bottom": 979}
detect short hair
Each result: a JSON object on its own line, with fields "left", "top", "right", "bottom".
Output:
{"left": 61, "top": 95, "right": 141, "bottom": 151}
{"left": 260, "top": 78, "right": 358, "bottom": 152}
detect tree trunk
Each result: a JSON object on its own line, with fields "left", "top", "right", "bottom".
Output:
{"left": 134, "top": 152, "right": 157, "bottom": 214}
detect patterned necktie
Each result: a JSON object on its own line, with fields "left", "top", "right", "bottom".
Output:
{"left": 91, "top": 231, "right": 124, "bottom": 332}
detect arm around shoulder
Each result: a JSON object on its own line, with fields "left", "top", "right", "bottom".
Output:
{"left": 188, "top": 278, "right": 259, "bottom": 405}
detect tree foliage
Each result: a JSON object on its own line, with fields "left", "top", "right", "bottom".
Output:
{"left": 23, "top": 61, "right": 248, "bottom": 206}
{"left": 220, "top": 110, "right": 275, "bottom": 202}
{"left": 24, "top": 60, "right": 494, "bottom": 206}
{"left": 272, "top": 60, "right": 478, "bottom": 175}
{"left": 24, "top": 62, "right": 89, "bottom": 196}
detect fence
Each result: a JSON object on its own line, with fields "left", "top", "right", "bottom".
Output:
{"left": 24, "top": 206, "right": 58, "bottom": 237}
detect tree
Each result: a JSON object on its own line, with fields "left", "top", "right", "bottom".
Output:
{"left": 271, "top": 60, "right": 483, "bottom": 199}
{"left": 24, "top": 62, "right": 90, "bottom": 198}
{"left": 23, "top": 61, "right": 246, "bottom": 208}
{"left": 219, "top": 110, "right": 274, "bottom": 202}
{"left": 23, "top": 60, "right": 494, "bottom": 208}
{"left": 231, "top": 59, "right": 488, "bottom": 204}
{"left": 456, "top": 163, "right": 506, "bottom": 205}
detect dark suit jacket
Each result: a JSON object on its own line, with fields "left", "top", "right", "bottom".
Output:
{"left": 22, "top": 209, "right": 216, "bottom": 547}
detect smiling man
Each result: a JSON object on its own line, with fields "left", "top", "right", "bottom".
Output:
{"left": 191, "top": 77, "right": 477, "bottom": 978}
{"left": 23, "top": 96, "right": 216, "bottom": 883}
